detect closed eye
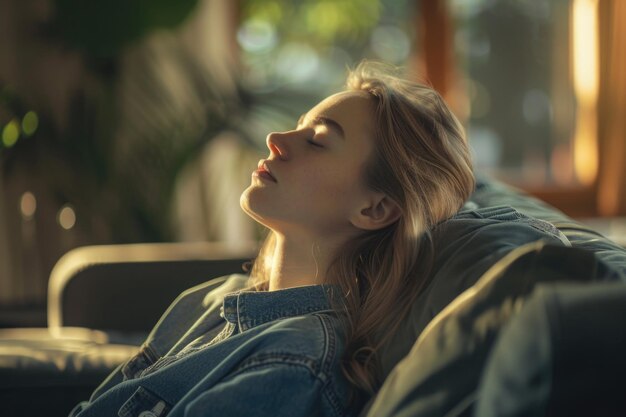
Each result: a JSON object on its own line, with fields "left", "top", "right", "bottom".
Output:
{"left": 307, "top": 139, "right": 324, "bottom": 148}
{"left": 297, "top": 113, "right": 344, "bottom": 139}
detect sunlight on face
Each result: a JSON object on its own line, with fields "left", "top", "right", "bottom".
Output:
{"left": 240, "top": 91, "right": 376, "bottom": 239}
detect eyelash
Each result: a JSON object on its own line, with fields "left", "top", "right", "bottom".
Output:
{"left": 298, "top": 126, "right": 324, "bottom": 148}
{"left": 307, "top": 139, "right": 324, "bottom": 148}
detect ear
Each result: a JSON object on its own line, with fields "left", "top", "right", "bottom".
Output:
{"left": 350, "top": 193, "right": 401, "bottom": 231}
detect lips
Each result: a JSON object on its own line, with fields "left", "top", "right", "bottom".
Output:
{"left": 254, "top": 160, "right": 277, "bottom": 182}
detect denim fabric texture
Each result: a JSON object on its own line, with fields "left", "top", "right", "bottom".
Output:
{"left": 69, "top": 277, "right": 355, "bottom": 417}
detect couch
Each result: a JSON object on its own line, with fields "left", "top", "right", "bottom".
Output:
{"left": 1, "top": 176, "right": 625, "bottom": 417}
{"left": 0, "top": 243, "right": 256, "bottom": 417}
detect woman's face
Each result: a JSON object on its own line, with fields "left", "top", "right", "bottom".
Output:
{"left": 240, "top": 90, "right": 376, "bottom": 239}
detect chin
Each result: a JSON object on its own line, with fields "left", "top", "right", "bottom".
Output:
{"left": 239, "top": 190, "right": 256, "bottom": 218}
{"left": 240, "top": 190, "right": 270, "bottom": 227}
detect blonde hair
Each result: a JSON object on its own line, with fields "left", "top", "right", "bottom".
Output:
{"left": 249, "top": 61, "right": 475, "bottom": 400}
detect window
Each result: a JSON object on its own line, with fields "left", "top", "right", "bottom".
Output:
{"left": 451, "top": 0, "right": 593, "bottom": 187}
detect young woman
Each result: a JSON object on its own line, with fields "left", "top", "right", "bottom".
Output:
{"left": 70, "top": 61, "right": 474, "bottom": 417}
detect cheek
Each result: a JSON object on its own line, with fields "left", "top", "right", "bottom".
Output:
{"left": 302, "top": 164, "right": 364, "bottom": 201}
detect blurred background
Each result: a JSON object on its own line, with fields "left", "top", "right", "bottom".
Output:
{"left": 1, "top": 0, "right": 625, "bottom": 327}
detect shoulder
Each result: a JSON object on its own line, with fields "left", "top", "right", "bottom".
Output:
{"left": 429, "top": 206, "right": 570, "bottom": 294}
{"left": 246, "top": 313, "right": 345, "bottom": 370}
{"left": 442, "top": 205, "right": 570, "bottom": 246}
{"left": 230, "top": 312, "right": 348, "bottom": 391}
{"left": 183, "top": 312, "right": 356, "bottom": 417}
{"left": 230, "top": 313, "right": 353, "bottom": 416}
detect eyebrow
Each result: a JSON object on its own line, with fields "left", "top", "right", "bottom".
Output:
{"left": 298, "top": 114, "right": 345, "bottom": 139}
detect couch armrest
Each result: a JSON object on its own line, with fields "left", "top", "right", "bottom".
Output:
{"left": 47, "top": 242, "right": 256, "bottom": 334}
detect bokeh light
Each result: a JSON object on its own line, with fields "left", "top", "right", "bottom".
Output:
{"left": 21, "top": 111, "right": 39, "bottom": 136}
{"left": 237, "top": 19, "right": 278, "bottom": 53}
{"left": 275, "top": 42, "right": 320, "bottom": 83}
{"left": 20, "top": 192, "right": 37, "bottom": 219}
{"left": 239, "top": 0, "right": 387, "bottom": 90}
{"left": 370, "top": 25, "right": 410, "bottom": 63}
{"left": 58, "top": 205, "right": 76, "bottom": 230}
{"left": 2, "top": 120, "right": 20, "bottom": 147}
{"left": 469, "top": 126, "right": 502, "bottom": 169}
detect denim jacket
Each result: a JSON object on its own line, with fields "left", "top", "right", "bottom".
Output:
{"left": 70, "top": 276, "right": 356, "bottom": 417}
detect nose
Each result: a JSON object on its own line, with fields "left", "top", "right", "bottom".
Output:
{"left": 266, "top": 131, "right": 290, "bottom": 160}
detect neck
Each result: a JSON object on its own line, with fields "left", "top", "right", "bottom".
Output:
{"left": 267, "top": 233, "right": 341, "bottom": 291}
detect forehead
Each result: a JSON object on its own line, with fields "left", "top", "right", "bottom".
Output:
{"left": 307, "top": 91, "right": 375, "bottom": 138}
{"left": 310, "top": 90, "right": 373, "bottom": 118}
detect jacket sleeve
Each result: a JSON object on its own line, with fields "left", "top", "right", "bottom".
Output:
{"left": 182, "top": 362, "right": 329, "bottom": 417}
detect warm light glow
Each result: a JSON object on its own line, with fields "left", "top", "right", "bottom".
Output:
{"left": 572, "top": 0, "right": 599, "bottom": 186}
{"left": 573, "top": 111, "right": 598, "bottom": 185}
{"left": 573, "top": 0, "right": 599, "bottom": 103}
{"left": 58, "top": 205, "right": 76, "bottom": 230}
{"left": 20, "top": 192, "right": 37, "bottom": 219}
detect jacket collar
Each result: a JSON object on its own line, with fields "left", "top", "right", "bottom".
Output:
{"left": 221, "top": 285, "right": 337, "bottom": 332}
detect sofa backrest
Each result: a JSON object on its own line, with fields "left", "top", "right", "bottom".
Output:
{"left": 47, "top": 242, "right": 256, "bottom": 334}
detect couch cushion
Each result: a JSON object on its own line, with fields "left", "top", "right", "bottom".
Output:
{"left": 475, "top": 282, "right": 626, "bottom": 417}
{"left": 366, "top": 241, "right": 601, "bottom": 417}
{"left": 0, "top": 327, "right": 139, "bottom": 417}
{"left": 0, "top": 327, "right": 138, "bottom": 389}
{"left": 379, "top": 205, "right": 570, "bottom": 378}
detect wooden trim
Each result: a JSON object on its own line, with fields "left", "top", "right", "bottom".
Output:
{"left": 596, "top": 0, "right": 626, "bottom": 215}
{"left": 417, "top": 0, "right": 455, "bottom": 96}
